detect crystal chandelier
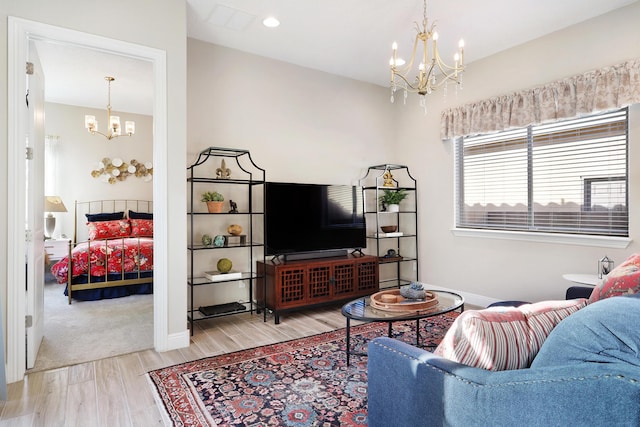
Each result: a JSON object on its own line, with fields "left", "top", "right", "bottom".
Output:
{"left": 84, "top": 76, "right": 135, "bottom": 140}
{"left": 390, "top": 0, "right": 465, "bottom": 111}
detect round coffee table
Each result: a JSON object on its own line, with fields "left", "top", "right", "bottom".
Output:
{"left": 341, "top": 289, "right": 464, "bottom": 365}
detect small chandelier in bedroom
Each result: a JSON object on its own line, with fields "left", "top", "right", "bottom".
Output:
{"left": 389, "top": 0, "right": 466, "bottom": 111}
{"left": 84, "top": 76, "right": 135, "bottom": 140}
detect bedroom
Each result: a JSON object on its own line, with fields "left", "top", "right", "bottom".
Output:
{"left": 1, "top": 0, "right": 640, "bottom": 387}
{"left": 33, "top": 44, "right": 156, "bottom": 370}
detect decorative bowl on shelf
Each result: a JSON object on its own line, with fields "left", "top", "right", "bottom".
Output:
{"left": 380, "top": 225, "right": 398, "bottom": 233}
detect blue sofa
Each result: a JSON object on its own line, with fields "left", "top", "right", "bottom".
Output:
{"left": 368, "top": 294, "right": 640, "bottom": 426}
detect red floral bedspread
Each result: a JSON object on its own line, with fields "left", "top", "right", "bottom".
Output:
{"left": 50, "top": 238, "right": 154, "bottom": 284}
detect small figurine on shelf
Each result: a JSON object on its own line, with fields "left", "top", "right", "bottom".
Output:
{"left": 382, "top": 170, "right": 395, "bottom": 187}
{"left": 216, "top": 159, "right": 231, "bottom": 179}
{"left": 227, "top": 224, "right": 242, "bottom": 235}
{"left": 213, "top": 235, "right": 226, "bottom": 247}
{"left": 229, "top": 199, "right": 238, "bottom": 213}
{"left": 201, "top": 234, "right": 213, "bottom": 247}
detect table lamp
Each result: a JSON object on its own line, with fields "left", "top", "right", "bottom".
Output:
{"left": 44, "top": 196, "right": 67, "bottom": 239}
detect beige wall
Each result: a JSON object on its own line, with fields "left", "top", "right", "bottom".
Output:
{"left": 393, "top": 2, "right": 640, "bottom": 303}
{"left": 187, "top": 39, "right": 395, "bottom": 184}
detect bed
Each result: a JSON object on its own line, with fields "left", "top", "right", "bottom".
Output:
{"left": 50, "top": 200, "right": 154, "bottom": 304}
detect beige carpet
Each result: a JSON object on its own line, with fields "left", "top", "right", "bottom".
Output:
{"left": 29, "top": 279, "right": 154, "bottom": 373}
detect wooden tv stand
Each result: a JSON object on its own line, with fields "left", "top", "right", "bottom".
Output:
{"left": 256, "top": 254, "right": 379, "bottom": 324}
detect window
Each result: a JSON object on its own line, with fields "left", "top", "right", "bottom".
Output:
{"left": 455, "top": 108, "right": 628, "bottom": 237}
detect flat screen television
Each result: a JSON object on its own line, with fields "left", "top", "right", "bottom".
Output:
{"left": 265, "top": 182, "right": 366, "bottom": 258}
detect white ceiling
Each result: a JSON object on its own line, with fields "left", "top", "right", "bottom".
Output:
{"left": 36, "top": 0, "right": 637, "bottom": 116}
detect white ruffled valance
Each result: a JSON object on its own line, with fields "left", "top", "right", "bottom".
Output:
{"left": 440, "top": 58, "right": 640, "bottom": 140}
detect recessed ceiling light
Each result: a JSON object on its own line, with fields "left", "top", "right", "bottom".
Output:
{"left": 262, "top": 16, "right": 280, "bottom": 28}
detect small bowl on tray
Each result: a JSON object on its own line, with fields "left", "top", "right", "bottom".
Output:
{"left": 380, "top": 225, "right": 398, "bottom": 233}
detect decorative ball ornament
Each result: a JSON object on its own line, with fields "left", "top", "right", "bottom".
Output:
{"left": 227, "top": 224, "right": 243, "bottom": 235}
{"left": 201, "top": 234, "right": 213, "bottom": 247}
{"left": 213, "top": 235, "right": 226, "bottom": 247}
{"left": 217, "top": 258, "right": 233, "bottom": 273}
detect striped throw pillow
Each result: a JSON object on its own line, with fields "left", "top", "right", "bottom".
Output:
{"left": 434, "top": 298, "right": 588, "bottom": 371}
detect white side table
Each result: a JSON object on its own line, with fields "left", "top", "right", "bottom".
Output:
{"left": 562, "top": 273, "right": 600, "bottom": 287}
{"left": 44, "top": 238, "right": 71, "bottom": 263}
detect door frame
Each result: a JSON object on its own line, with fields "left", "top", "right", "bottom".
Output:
{"left": 7, "top": 17, "right": 169, "bottom": 383}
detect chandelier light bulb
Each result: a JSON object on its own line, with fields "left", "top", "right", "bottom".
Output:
{"left": 459, "top": 39, "right": 465, "bottom": 48}
{"left": 85, "top": 115, "right": 96, "bottom": 131}
{"left": 433, "top": 31, "right": 439, "bottom": 41}
{"left": 125, "top": 121, "right": 135, "bottom": 135}
{"left": 110, "top": 115, "right": 121, "bottom": 135}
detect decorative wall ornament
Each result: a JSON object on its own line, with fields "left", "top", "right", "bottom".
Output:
{"left": 91, "top": 157, "right": 153, "bottom": 184}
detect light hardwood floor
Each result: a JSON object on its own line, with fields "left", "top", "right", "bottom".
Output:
{"left": 0, "top": 304, "right": 353, "bottom": 426}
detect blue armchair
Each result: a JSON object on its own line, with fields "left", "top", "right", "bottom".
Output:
{"left": 367, "top": 294, "right": 640, "bottom": 426}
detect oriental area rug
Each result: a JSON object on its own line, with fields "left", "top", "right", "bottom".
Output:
{"left": 149, "top": 313, "right": 458, "bottom": 427}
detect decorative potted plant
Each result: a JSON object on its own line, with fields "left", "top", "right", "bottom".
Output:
{"left": 202, "top": 191, "right": 224, "bottom": 213}
{"left": 379, "top": 189, "right": 407, "bottom": 212}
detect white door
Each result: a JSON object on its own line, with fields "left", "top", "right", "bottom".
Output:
{"left": 25, "top": 41, "right": 46, "bottom": 369}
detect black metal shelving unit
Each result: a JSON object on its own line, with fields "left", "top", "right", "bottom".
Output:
{"left": 359, "top": 164, "right": 418, "bottom": 290}
{"left": 187, "top": 147, "right": 265, "bottom": 334}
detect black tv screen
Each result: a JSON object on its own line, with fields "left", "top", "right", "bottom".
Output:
{"left": 265, "top": 182, "right": 366, "bottom": 256}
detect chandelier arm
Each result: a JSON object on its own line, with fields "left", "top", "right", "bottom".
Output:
{"left": 433, "top": 49, "right": 462, "bottom": 73}
{"left": 393, "top": 32, "right": 422, "bottom": 76}
{"left": 394, "top": 73, "right": 420, "bottom": 92}
{"left": 89, "top": 130, "right": 119, "bottom": 141}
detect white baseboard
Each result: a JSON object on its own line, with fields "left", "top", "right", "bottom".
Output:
{"left": 158, "top": 329, "right": 190, "bottom": 352}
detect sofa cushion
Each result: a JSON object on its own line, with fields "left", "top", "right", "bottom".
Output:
{"left": 589, "top": 254, "right": 640, "bottom": 303}
{"left": 434, "top": 298, "right": 587, "bottom": 371}
{"left": 532, "top": 294, "right": 640, "bottom": 368}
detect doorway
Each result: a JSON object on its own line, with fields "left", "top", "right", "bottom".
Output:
{"left": 7, "top": 17, "right": 170, "bottom": 383}
{"left": 29, "top": 39, "right": 156, "bottom": 372}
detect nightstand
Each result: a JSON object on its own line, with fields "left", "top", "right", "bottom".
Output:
{"left": 44, "top": 238, "right": 71, "bottom": 263}
{"left": 562, "top": 273, "right": 600, "bottom": 286}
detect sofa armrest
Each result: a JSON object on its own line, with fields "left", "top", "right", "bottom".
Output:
{"left": 565, "top": 285, "right": 593, "bottom": 299}
{"left": 367, "top": 337, "right": 640, "bottom": 427}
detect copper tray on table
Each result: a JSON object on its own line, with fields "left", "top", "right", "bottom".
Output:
{"left": 370, "top": 289, "right": 439, "bottom": 312}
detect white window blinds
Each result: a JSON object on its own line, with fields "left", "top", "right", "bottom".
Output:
{"left": 455, "top": 108, "right": 628, "bottom": 236}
